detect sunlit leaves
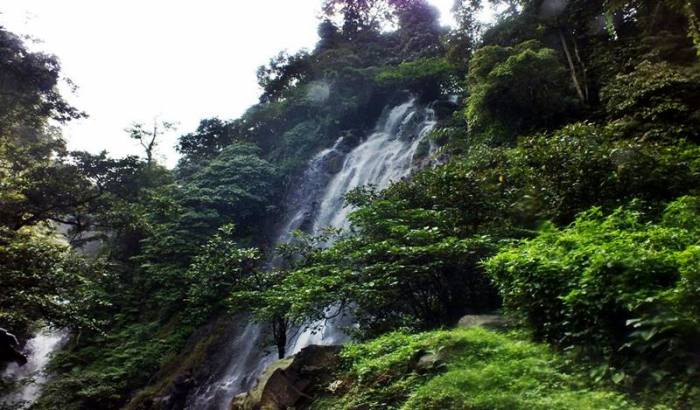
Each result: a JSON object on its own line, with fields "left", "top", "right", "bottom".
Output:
{"left": 485, "top": 196, "right": 700, "bottom": 383}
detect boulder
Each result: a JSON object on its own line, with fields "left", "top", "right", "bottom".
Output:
{"left": 415, "top": 352, "right": 445, "bottom": 373}
{"left": 322, "top": 151, "right": 345, "bottom": 175}
{"left": 457, "top": 314, "right": 508, "bottom": 330}
{"left": 231, "top": 345, "right": 341, "bottom": 410}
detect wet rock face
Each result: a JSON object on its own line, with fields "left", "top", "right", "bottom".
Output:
{"left": 149, "top": 371, "right": 195, "bottom": 410}
{"left": 0, "top": 328, "right": 27, "bottom": 366}
{"left": 230, "top": 345, "right": 341, "bottom": 410}
{"left": 321, "top": 151, "right": 345, "bottom": 175}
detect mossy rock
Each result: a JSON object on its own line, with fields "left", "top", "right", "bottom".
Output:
{"left": 231, "top": 345, "right": 341, "bottom": 410}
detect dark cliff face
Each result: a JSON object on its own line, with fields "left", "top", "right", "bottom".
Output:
{"left": 0, "top": 328, "right": 27, "bottom": 366}
{"left": 125, "top": 316, "right": 275, "bottom": 410}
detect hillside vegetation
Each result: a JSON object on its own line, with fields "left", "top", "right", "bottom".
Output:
{"left": 1, "top": 0, "right": 699, "bottom": 409}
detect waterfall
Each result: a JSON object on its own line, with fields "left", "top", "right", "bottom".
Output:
{"left": 313, "top": 98, "right": 436, "bottom": 233}
{"left": 1, "top": 329, "right": 68, "bottom": 409}
{"left": 185, "top": 137, "right": 347, "bottom": 410}
{"left": 186, "top": 98, "right": 437, "bottom": 410}
{"left": 185, "top": 321, "right": 276, "bottom": 410}
{"left": 290, "top": 98, "right": 437, "bottom": 353}
{"left": 272, "top": 136, "right": 347, "bottom": 247}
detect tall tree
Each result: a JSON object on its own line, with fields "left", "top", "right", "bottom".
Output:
{"left": 126, "top": 120, "right": 176, "bottom": 166}
{"left": 447, "top": 0, "right": 483, "bottom": 70}
{"left": 0, "top": 27, "right": 84, "bottom": 135}
{"left": 0, "top": 26, "right": 102, "bottom": 350}
{"left": 322, "top": 0, "right": 394, "bottom": 35}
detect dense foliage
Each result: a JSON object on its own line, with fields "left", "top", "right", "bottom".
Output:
{"left": 466, "top": 40, "right": 578, "bottom": 141}
{"left": 0, "top": 27, "right": 102, "bottom": 344}
{"left": 486, "top": 197, "right": 700, "bottom": 404}
{"left": 2, "top": 0, "right": 700, "bottom": 408}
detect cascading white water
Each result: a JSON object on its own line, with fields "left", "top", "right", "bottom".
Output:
{"left": 1, "top": 329, "right": 68, "bottom": 409}
{"left": 185, "top": 321, "right": 277, "bottom": 410}
{"left": 313, "top": 98, "right": 436, "bottom": 233}
{"left": 187, "top": 98, "right": 437, "bottom": 410}
{"left": 186, "top": 137, "right": 348, "bottom": 410}
{"left": 272, "top": 136, "right": 346, "bottom": 247}
{"left": 291, "top": 98, "right": 437, "bottom": 352}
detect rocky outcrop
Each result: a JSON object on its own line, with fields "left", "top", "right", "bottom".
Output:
{"left": 457, "top": 314, "right": 508, "bottom": 330}
{"left": 230, "top": 345, "right": 341, "bottom": 410}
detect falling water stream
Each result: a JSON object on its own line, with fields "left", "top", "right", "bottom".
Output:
{"left": 1, "top": 329, "right": 69, "bottom": 409}
{"left": 187, "top": 98, "right": 437, "bottom": 409}
{"left": 0, "top": 99, "right": 438, "bottom": 410}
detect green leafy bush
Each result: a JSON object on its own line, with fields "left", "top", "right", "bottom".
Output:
{"left": 388, "top": 122, "right": 700, "bottom": 229}
{"left": 35, "top": 320, "right": 195, "bottom": 410}
{"left": 0, "top": 227, "right": 103, "bottom": 338}
{"left": 485, "top": 197, "right": 700, "bottom": 390}
{"left": 602, "top": 61, "right": 700, "bottom": 141}
{"left": 494, "top": 123, "right": 700, "bottom": 224}
{"left": 185, "top": 225, "right": 261, "bottom": 323}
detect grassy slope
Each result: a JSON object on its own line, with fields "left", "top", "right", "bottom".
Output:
{"left": 310, "top": 327, "right": 646, "bottom": 410}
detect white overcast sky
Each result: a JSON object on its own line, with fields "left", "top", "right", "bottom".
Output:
{"left": 1, "top": 0, "right": 493, "bottom": 167}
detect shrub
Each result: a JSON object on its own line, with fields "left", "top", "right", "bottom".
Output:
{"left": 485, "top": 197, "right": 700, "bottom": 389}
{"left": 393, "top": 122, "right": 700, "bottom": 230}
{"left": 601, "top": 61, "right": 700, "bottom": 141}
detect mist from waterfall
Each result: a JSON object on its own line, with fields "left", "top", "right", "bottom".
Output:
{"left": 186, "top": 98, "right": 437, "bottom": 410}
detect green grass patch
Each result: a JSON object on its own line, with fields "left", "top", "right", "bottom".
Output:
{"left": 311, "top": 327, "right": 642, "bottom": 410}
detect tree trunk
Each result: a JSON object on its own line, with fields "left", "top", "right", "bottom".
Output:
{"left": 272, "top": 317, "right": 288, "bottom": 359}
{"left": 559, "top": 28, "right": 586, "bottom": 104}
{"left": 572, "top": 37, "right": 589, "bottom": 102}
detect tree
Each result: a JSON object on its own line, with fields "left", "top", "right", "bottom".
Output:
{"left": 0, "top": 226, "right": 103, "bottom": 340}
{"left": 229, "top": 229, "right": 342, "bottom": 358}
{"left": 0, "top": 27, "right": 84, "bottom": 136}
{"left": 0, "top": 27, "right": 97, "bottom": 233}
{"left": 392, "top": 0, "right": 444, "bottom": 59}
{"left": 0, "top": 133, "right": 101, "bottom": 231}
{"left": 186, "top": 225, "right": 294, "bottom": 359}
{"left": 126, "top": 120, "right": 175, "bottom": 165}
{"left": 186, "top": 143, "right": 280, "bottom": 236}
{"left": 256, "top": 51, "right": 312, "bottom": 103}
{"left": 317, "top": 19, "right": 341, "bottom": 50}
{"left": 176, "top": 118, "right": 236, "bottom": 176}
{"left": 601, "top": 60, "right": 700, "bottom": 141}
{"left": 260, "top": 187, "right": 501, "bottom": 339}
{"left": 0, "top": 26, "right": 106, "bottom": 355}
{"left": 606, "top": 0, "right": 700, "bottom": 56}
{"left": 230, "top": 268, "right": 293, "bottom": 359}
{"left": 185, "top": 225, "right": 261, "bottom": 322}
{"left": 446, "top": 0, "right": 483, "bottom": 71}
{"left": 322, "top": 0, "right": 394, "bottom": 35}
{"left": 376, "top": 57, "right": 457, "bottom": 100}
{"left": 466, "top": 40, "right": 578, "bottom": 142}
